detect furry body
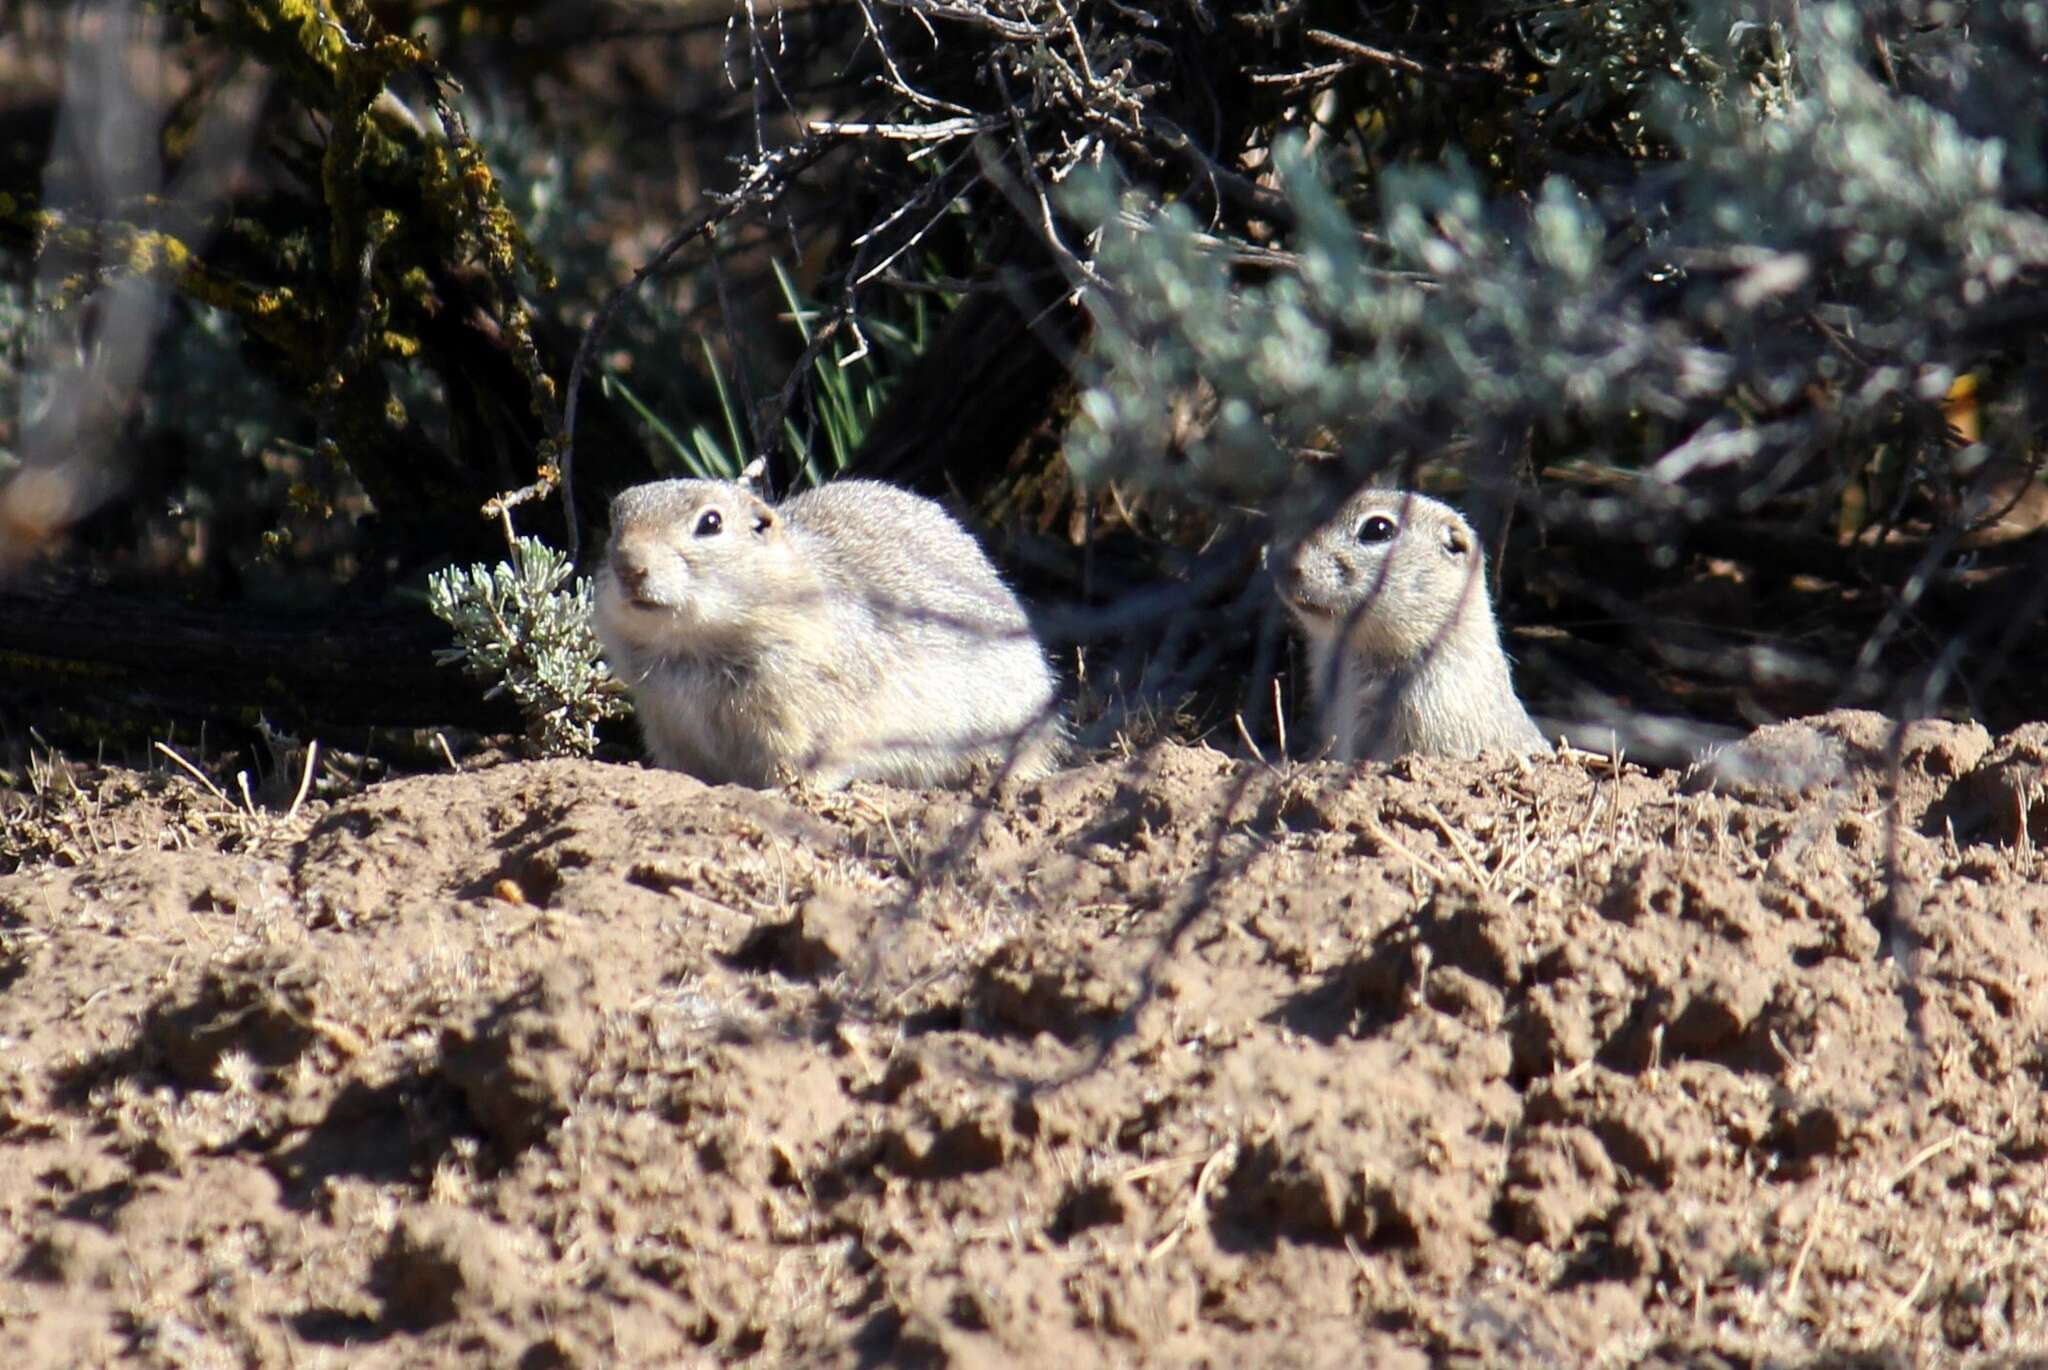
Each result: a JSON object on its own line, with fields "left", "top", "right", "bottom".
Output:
{"left": 594, "top": 479, "right": 1062, "bottom": 788}
{"left": 1275, "top": 489, "right": 1545, "bottom": 761}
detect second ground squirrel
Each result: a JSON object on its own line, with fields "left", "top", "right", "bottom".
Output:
{"left": 594, "top": 478, "right": 1063, "bottom": 788}
{"left": 1273, "top": 487, "right": 1546, "bottom": 761}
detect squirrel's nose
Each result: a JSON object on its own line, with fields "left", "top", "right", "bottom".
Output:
{"left": 612, "top": 555, "right": 649, "bottom": 595}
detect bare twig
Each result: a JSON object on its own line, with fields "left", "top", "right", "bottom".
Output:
{"left": 1888, "top": 1130, "right": 1980, "bottom": 1189}
{"left": 809, "top": 116, "right": 1004, "bottom": 140}
{"left": 285, "top": 740, "right": 320, "bottom": 822}
{"left": 1146, "top": 1136, "right": 1239, "bottom": 1261}
{"left": 1781, "top": 1195, "right": 1829, "bottom": 1310}
{"left": 887, "top": 0, "right": 1058, "bottom": 42}
{"left": 1303, "top": 28, "right": 1454, "bottom": 79}
{"left": 154, "top": 742, "right": 231, "bottom": 809}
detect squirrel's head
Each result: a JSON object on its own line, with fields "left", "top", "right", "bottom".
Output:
{"left": 594, "top": 479, "right": 810, "bottom": 658}
{"left": 1271, "top": 489, "right": 1488, "bottom": 669}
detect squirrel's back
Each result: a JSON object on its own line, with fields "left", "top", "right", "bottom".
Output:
{"left": 783, "top": 480, "right": 1033, "bottom": 639}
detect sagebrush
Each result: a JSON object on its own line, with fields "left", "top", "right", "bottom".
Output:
{"left": 425, "top": 536, "right": 627, "bottom": 758}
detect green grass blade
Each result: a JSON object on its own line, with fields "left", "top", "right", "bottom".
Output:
{"left": 602, "top": 372, "right": 691, "bottom": 470}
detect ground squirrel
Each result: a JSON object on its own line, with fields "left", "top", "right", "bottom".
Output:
{"left": 1273, "top": 487, "right": 1546, "bottom": 761}
{"left": 593, "top": 477, "right": 1062, "bottom": 788}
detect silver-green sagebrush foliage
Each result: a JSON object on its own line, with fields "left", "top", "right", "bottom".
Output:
{"left": 426, "top": 537, "right": 628, "bottom": 758}
{"left": 1068, "top": 2, "right": 2048, "bottom": 525}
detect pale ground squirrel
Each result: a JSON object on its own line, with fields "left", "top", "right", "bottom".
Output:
{"left": 1274, "top": 487, "right": 1547, "bottom": 761}
{"left": 593, "top": 477, "right": 1063, "bottom": 788}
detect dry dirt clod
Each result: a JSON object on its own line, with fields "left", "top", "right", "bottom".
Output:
{"left": 373, "top": 1206, "right": 532, "bottom": 1331}
{"left": 1928, "top": 721, "right": 2048, "bottom": 850}
{"left": 438, "top": 964, "right": 601, "bottom": 1158}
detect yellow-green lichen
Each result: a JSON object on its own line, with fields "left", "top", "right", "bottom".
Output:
{"left": 14, "top": 0, "right": 573, "bottom": 525}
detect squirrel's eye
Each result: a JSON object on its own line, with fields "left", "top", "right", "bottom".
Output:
{"left": 753, "top": 514, "right": 773, "bottom": 535}
{"left": 1356, "top": 514, "right": 1398, "bottom": 544}
{"left": 694, "top": 509, "right": 723, "bottom": 537}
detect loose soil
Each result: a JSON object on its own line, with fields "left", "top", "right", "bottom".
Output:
{"left": 2, "top": 710, "right": 2045, "bottom": 1367}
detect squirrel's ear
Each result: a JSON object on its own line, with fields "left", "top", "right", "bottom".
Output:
{"left": 753, "top": 508, "right": 777, "bottom": 535}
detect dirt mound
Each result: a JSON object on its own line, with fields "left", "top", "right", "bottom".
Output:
{"left": 2, "top": 710, "right": 2045, "bottom": 1365}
